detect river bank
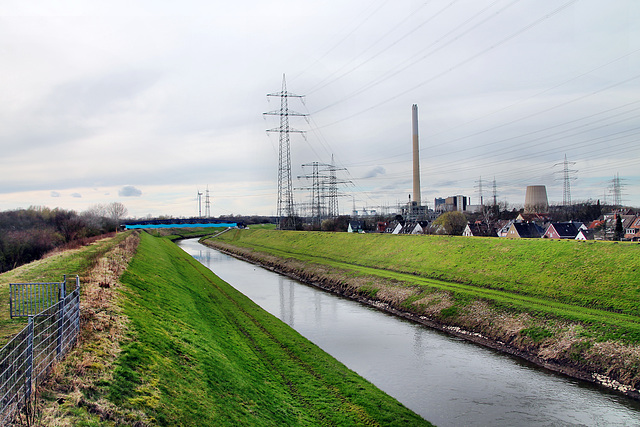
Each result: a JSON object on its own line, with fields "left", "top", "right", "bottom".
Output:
{"left": 201, "top": 232, "right": 640, "bottom": 401}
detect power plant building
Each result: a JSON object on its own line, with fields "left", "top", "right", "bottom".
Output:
{"left": 437, "top": 195, "right": 469, "bottom": 212}
{"left": 524, "top": 185, "right": 549, "bottom": 213}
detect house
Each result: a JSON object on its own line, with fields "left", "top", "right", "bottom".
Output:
{"left": 496, "top": 220, "right": 514, "bottom": 238}
{"left": 604, "top": 214, "right": 637, "bottom": 240}
{"left": 625, "top": 216, "right": 640, "bottom": 241}
{"left": 505, "top": 222, "right": 544, "bottom": 238}
{"left": 463, "top": 222, "right": 497, "bottom": 237}
{"left": 347, "top": 221, "right": 364, "bottom": 233}
{"left": 376, "top": 221, "right": 388, "bottom": 233}
{"left": 572, "top": 222, "right": 587, "bottom": 231}
{"left": 575, "top": 229, "right": 595, "bottom": 240}
{"left": 516, "top": 212, "right": 551, "bottom": 224}
{"left": 543, "top": 222, "right": 580, "bottom": 239}
{"left": 588, "top": 219, "right": 605, "bottom": 229}
{"left": 400, "top": 221, "right": 428, "bottom": 235}
{"left": 390, "top": 222, "right": 403, "bottom": 234}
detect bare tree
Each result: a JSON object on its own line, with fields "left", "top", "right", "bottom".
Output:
{"left": 106, "top": 202, "right": 128, "bottom": 226}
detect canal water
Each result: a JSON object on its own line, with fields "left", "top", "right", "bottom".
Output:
{"left": 178, "top": 238, "right": 640, "bottom": 426}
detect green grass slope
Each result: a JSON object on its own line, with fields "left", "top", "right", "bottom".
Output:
{"left": 209, "top": 229, "right": 640, "bottom": 343}
{"left": 114, "top": 232, "right": 429, "bottom": 426}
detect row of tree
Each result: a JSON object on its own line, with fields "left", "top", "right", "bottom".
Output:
{"left": 0, "top": 203, "right": 128, "bottom": 273}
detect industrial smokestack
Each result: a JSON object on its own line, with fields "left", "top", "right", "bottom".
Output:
{"left": 412, "top": 104, "right": 421, "bottom": 206}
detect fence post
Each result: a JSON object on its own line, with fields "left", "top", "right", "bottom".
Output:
{"left": 75, "top": 276, "right": 81, "bottom": 334}
{"left": 25, "top": 316, "right": 34, "bottom": 402}
{"left": 56, "top": 278, "right": 66, "bottom": 359}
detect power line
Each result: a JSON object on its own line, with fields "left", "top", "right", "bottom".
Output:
{"left": 311, "top": 0, "right": 515, "bottom": 110}
{"left": 312, "top": 0, "right": 578, "bottom": 126}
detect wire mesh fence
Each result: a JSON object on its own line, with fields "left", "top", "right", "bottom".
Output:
{"left": 0, "top": 276, "right": 80, "bottom": 425}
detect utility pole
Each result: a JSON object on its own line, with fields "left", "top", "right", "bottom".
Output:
{"left": 264, "top": 74, "right": 307, "bottom": 230}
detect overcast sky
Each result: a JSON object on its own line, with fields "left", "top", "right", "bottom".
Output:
{"left": 1, "top": 0, "right": 638, "bottom": 218}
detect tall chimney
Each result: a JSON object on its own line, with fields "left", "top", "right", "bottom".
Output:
{"left": 412, "top": 104, "right": 421, "bottom": 206}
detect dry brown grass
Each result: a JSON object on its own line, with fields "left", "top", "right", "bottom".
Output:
{"left": 28, "top": 232, "right": 143, "bottom": 426}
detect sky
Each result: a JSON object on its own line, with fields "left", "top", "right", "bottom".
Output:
{"left": 1, "top": 0, "right": 639, "bottom": 218}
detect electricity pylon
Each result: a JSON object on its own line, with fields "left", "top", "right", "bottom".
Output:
{"left": 264, "top": 74, "right": 307, "bottom": 229}
{"left": 204, "top": 186, "right": 211, "bottom": 218}
{"left": 555, "top": 154, "right": 577, "bottom": 207}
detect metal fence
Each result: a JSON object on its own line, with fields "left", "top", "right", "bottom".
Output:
{"left": 0, "top": 276, "right": 80, "bottom": 425}
{"left": 9, "top": 280, "right": 65, "bottom": 319}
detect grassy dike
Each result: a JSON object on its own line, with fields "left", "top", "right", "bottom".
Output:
{"left": 109, "top": 232, "right": 430, "bottom": 425}
{"left": 202, "top": 229, "right": 640, "bottom": 399}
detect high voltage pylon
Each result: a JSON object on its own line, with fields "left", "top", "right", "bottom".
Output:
{"left": 326, "top": 155, "right": 347, "bottom": 218}
{"left": 297, "top": 158, "right": 349, "bottom": 225}
{"left": 555, "top": 154, "right": 577, "bottom": 207}
{"left": 297, "top": 162, "right": 323, "bottom": 225}
{"left": 611, "top": 173, "right": 625, "bottom": 207}
{"left": 474, "top": 176, "right": 486, "bottom": 207}
{"left": 204, "top": 186, "right": 211, "bottom": 218}
{"left": 264, "top": 74, "right": 307, "bottom": 229}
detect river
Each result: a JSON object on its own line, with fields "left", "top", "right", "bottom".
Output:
{"left": 178, "top": 238, "right": 640, "bottom": 426}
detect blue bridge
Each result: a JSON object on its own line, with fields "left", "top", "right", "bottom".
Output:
{"left": 121, "top": 218, "right": 244, "bottom": 230}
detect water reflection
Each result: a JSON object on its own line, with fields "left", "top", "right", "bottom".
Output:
{"left": 180, "top": 239, "right": 640, "bottom": 426}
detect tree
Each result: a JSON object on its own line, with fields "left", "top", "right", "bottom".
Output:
{"left": 106, "top": 202, "right": 128, "bottom": 228}
{"left": 614, "top": 214, "right": 624, "bottom": 241}
{"left": 433, "top": 211, "right": 468, "bottom": 236}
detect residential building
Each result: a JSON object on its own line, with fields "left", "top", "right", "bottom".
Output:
{"left": 463, "top": 222, "right": 498, "bottom": 237}
{"left": 505, "top": 222, "right": 544, "bottom": 238}
{"left": 543, "top": 222, "right": 580, "bottom": 239}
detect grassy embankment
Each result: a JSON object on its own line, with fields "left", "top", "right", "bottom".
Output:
{"left": 109, "top": 232, "right": 427, "bottom": 425}
{"left": 2, "top": 231, "right": 429, "bottom": 425}
{"left": 203, "top": 229, "right": 640, "bottom": 393}
{"left": 0, "top": 232, "right": 132, "bottom": 346}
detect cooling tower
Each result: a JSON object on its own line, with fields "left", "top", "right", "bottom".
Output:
{"left": 524, "top": 185, "right": 548, "bottom": 213}
{"left": 412, "top": 104, "right": 421, "bottom": 206}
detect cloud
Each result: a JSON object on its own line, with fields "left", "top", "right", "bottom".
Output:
{"left": 119, "top": 185, "right": 142, "bottom": 197}
{"left": 362, "top": 166, "right": 386, "bottom": 179}
{"left": 71, "top": 193, "right": 82, "bottom": 198}
{"left": 50, "top": 191, "right": 60, "bottom": 197}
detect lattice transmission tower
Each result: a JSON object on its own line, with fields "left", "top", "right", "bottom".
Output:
{"left": 611, "top": 173, "right": 625, "bottom": 207}
{"left": 474, "top": 176, "right": 486, "bottom": 207}
{"left": 264, "top": 75, "right": 307, "bottom": 229}
{"left": 555, "top": 154, "right": 577, "bottom": 206}
{"left": 297, "top": 158, "right": 348, "bottom": 225}
{"left": 204, "top": 186, "right": 211, "bottom": 218}
{"left": 325, "top": 155, "right": 347, "bottom": 218}
{"left": 297, "top": 162, "right": 323, "bottom": 225}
